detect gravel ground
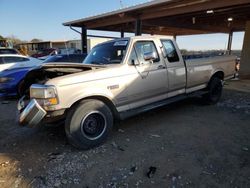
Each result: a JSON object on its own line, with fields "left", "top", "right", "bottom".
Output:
{"left": 0, "top": 79, "right": 250, "bottom": 188}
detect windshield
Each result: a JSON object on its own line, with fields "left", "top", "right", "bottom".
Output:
{"left": 83, "top": 40, "right": 128, "bottom": 65}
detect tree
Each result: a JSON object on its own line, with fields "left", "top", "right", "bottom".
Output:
{"left": 180, "top": 49, "right": 188, "bottom": 55}
{"left": 30, "top": 38, "right": 43, "bottom": 43}
{"left": 4, "top": 35, "right": 28, "bottom": 48}
{"left": 0, "top": 35, "right": 4, "bottom": 40}
{"left": 6, "top": 35, "right": 23, "bottom": 45}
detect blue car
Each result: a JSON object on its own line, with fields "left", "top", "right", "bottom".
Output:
{"left": 0, "top": 54, "right": 87, "bottom": 98}
{"left": 0, "top": 67, "right": 32, "bottom": 97}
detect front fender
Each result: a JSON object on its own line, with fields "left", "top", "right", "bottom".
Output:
{"left": 56, "top": 84, "right": 117, "bottom": 110}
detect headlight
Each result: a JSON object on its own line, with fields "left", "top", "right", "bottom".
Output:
{"left": 30, "top": 84, "right": 59, "bottom": 106}
{"left": 0, "top": 77, "right": 14, "bottom": 83}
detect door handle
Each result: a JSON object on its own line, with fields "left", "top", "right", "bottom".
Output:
{"left": 157, "top": 65, "right": 166, "bottom": 69}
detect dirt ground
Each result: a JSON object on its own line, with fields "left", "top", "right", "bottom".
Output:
{"left": 0, "top": 79, "right": 250, "bottom": 188}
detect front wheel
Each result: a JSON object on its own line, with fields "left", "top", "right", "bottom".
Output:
{"left": 202, "top": 77, "right": 223, "bottom": 105}
{"left": 65, "top": 99, "right": 113, "bottom": 150}
{"left": 17, "top": 80, "right": 25, "bottom": 97}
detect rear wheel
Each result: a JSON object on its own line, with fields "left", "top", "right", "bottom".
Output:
{"left": 202, "top": 77, "right": 223, "bottom": 104}
{"left": 65, "top": 99, "right": 113, "bottom": 150}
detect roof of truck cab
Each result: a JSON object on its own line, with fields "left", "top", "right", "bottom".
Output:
{"left": 130, "top": 35, "right": 174, "bottom": 40}
{"left": 94, "top": 35, "right": 174, "bottom": 46}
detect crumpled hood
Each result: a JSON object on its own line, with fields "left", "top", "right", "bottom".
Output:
{"left": 45, "top": 63, "right": 123, "bottom": 87}
{"left": 42, "top": 63, "right": 108, "bottom": 86}
{"left": 41, "top": 62, "right": 106, "bottom": 69}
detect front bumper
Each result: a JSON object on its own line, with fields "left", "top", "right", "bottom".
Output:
{"left": 18, "top": 99, "right": 47, "bottom": 128}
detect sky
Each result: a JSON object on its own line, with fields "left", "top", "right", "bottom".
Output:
{"left": 0, "top": 0, "right": 245, "bottom": 50}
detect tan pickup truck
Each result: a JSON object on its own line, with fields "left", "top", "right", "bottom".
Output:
{"left": 18, "top": 36, "right": 236, "bottom": 149}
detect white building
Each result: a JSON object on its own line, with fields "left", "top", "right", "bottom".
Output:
{"left": 18, "top": 38, "right": 112, "bottom": 55}
{"left": 67, "top": 38, "right": 111, "bottom": 53}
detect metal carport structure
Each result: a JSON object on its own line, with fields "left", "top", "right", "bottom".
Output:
{"left": 63, "top": 0, "right": 250, "bottom": 77}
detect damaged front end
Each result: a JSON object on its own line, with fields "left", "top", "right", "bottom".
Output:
{"left": 18, "top": 98, "right": 47, "bottom": 128}
{"left": 17, "top": 63, "right": 103, "bottom": 127}
{"left": 18, "top": 63, "right": 98, "bottom": 97}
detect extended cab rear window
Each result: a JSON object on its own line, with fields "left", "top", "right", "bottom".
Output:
{"left": 161, "top": 40, "right": 180, "bottom": 63}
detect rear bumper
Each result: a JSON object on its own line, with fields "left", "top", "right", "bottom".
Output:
{"left": 18, "top": 99, "right": 47, "bottom": 128}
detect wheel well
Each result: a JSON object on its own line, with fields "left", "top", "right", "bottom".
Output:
{"left": 70, "top": 96, "right": 120, "bottom": 120}
{"left": 204, "top": 71, "right": 224, "bottom": 90}
{"left": 211, "top": 71, "right": 224, "bottom": 80}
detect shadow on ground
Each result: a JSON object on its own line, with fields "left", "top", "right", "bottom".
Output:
{"left": 0, "top": 80, "right": 250, "bottom": 187}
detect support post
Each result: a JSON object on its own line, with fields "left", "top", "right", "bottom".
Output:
{"left": 81, "top": 27, "right": 87, "bottom": 53}
{"left": 135, "top": 19, "right": 142, "bottom": 36}
{"left": 173, "top": 35, "right": 177, "bottom": 41}
{"left": 227, "top": 31, "right": 233, "bottom": 55}
{"left": 239, "top": 21, "right": 250, "bottom": 78}
{"left": 121, "top": 28, "right": 124, "bottom": 38}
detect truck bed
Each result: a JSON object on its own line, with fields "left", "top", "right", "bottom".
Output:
{"left": 185, "top": 55, "right": 236, "bottom": 91}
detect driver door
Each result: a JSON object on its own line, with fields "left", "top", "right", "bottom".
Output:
{"left": 125, "top": 40, "right": 168, "bottom": 109}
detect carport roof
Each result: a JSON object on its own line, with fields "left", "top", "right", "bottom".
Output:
{"left": 63, "top": 0, "right": 250, "bottom": 35}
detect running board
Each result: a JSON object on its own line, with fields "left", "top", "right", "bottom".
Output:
{"left": 119, "top": 90, "right": 208, "bottom": 120}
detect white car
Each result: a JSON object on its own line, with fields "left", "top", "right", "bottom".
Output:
{"left": 0, "top": 54, "right": 42, "bottom": 72}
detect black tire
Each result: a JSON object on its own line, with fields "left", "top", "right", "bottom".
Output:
{"left": 65, "top": 99, "right": 113, "bottom": 150}
{"left": 17, "top": 80, "right": 25, "bottom": 98}
{"left": 202, "top": 77, "right": 223, "bottom": 104}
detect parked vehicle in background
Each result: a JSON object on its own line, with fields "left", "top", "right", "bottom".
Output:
{"left": 0, "top": 48, "right": 20, "bottom": 55}
{"left": 31, "top": 48, "right": 82, "bottom": 60}
{"left": 0, "top": 54, "right": 87, "bottom": 97}
{"left": 0, "top": 67, "right": 32, "bottom": 97}
{"left": 0, "top": 54, "right": 42, "bottom": 72}
{"left": 58, "top": 48, "right": 81, "bottom": 55}
{"left": 18, "top": 36, "right": 236, "bottom": 150}
{"left": 31, "top": 48, "right": 58, "bottom": 60}
{"left": 0, "top": 39, "right": 13, "bottom": 48}
{"left": 43, "top": 54, "right": 87, "bottom": 64}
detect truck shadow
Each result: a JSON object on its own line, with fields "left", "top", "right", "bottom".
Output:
{"left": 0, "top": 96, "right": 202, "bottom": 187}
{"left": 1, "top": 87, "right": 249, "bottom": 187}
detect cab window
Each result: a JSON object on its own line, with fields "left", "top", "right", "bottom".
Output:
{"left": 134, "top": 41, "right": 160, "bottom": 64}
{"left": 128, "top": 47, "right": 140, "bottom": 65}
{"left": 161, "top": 40, "right": 180, "bottom": 63}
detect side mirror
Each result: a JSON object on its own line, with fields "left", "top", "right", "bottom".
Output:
{"left": 143, "top": 52, "right": 157, "bottom": 61}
